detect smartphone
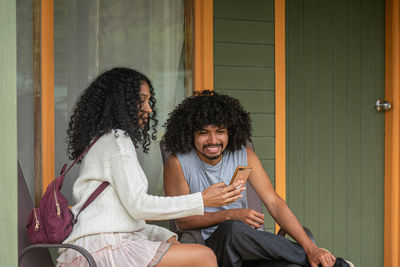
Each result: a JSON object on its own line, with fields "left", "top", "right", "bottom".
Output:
{"left": 229, "top": 166, "right": 252, "bottom": 186}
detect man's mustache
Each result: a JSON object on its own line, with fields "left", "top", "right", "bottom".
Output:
{"left": 203, "top": 144, "right": 223, "bottom": 149}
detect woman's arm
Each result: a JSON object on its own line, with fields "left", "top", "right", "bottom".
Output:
{"left": 110, "top": 134, "right": 204, "bottom": 221}
{"left": 138, "top": 223, "right": 178, "bottom": 242}
{"left": 109, "top": 134, "right": 243, "bottom": 222}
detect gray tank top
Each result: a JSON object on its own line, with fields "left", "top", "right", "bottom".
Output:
{"left": 177, "top": 147, "right": 248, "bottom": 239}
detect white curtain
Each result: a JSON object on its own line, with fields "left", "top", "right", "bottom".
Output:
{"left": 54, "top": 0, "right": 186, "bottom": 208}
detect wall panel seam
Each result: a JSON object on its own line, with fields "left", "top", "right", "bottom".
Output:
{"left": 214, "top": 17, "right": 274, "bottom": 23}
{"left": 215, "top": 41, "right": 274, "bottom": 46}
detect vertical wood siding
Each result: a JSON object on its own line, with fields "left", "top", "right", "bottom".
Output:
{"left": 286, "top": 0, "right": 385, "bottom": 266}
{"left": 0, "top": 0, "right": 18, "bottom": 265}
{"left": 213, "top": 0, "right": 276, "bottom": 231}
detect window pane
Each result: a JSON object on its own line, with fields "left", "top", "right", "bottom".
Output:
{"left": 54, "top": 0, "right": 186, "bottom": 206}
{"left": 17, "top": 0, "right": 34, "bottom": 200}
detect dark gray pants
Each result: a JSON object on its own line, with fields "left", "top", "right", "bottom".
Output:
{"left": 205, "top": 220, "right": 309, "bottom": 267}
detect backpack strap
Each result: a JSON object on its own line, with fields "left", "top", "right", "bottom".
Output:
{"left": 73, "top": 181, "right": 110, "bottom": 224}
{"left": 60, "top": 136, "right": 101, "bottom": 176}
{"left": 59, "top": 135, "right": 110, "bottom": 223}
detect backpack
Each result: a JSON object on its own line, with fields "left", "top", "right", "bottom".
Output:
{"left": 26, "top": 136, "right": 109, "bottom": 244}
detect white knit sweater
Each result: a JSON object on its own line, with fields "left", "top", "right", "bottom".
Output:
{"left": 63, "top": 129, "right": 204, "bottom": 244}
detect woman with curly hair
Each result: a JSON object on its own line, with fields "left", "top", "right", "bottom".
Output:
{"left": 57, "top": 68, "right": 244, "bottom": 267}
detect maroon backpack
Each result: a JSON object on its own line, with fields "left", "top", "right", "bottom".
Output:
{"left": 26, "top": 136, "right": 109, "bottom": 244}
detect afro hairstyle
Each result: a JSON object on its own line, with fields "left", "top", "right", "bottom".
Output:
{"left": 162, "top": 90, "right": 252, "bottom": 154}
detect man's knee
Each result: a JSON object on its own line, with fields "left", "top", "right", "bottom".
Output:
{"left": 206, "top": 220, "right": 244, "bottom": 246}
{"left": 206, "top": 220, "right": 250, "bottom": 250}
{"left": 214, "top": 220, "right": 252, "bottom": 243}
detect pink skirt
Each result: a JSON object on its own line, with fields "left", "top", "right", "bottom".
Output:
{"left": 57, "top": 232, "right": 171, "bottom": 267}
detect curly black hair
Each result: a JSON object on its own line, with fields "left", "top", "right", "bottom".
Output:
{"left": 162, "top": 90, "right": 251, "bottom": 154}
{"left": 67, "top": 67, "right": 157, "bottom": 160}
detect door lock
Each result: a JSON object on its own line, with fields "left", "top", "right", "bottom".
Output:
{"left": 375, "top": 99, "right": 392, "bottom": 112}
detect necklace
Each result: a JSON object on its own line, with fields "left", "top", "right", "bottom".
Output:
{"left": 199, "top": 155, "right": 224, "bottom": 182}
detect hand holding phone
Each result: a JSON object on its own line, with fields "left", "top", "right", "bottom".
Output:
{"left": 229, "top": 166, "right": 252, "bottom": 186}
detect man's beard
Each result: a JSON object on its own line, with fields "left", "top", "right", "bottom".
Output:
{"left": 195, "top": 144, "right": 224, "bottom": 160}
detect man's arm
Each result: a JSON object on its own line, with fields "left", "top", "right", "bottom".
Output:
{"left": 163, "top": 155, "right": 264, "bottom": 229}
{"left": 163, "top": 155, "right": 230, "bottom": 229}
{"left": 246, "top": 147, "right": 336, "bottom": 267}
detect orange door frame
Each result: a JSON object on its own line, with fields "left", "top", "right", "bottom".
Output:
{"left": 41, "top": 0, "right": 54, "bottom": 193}
{"left": 384, "top": 0, "right": 400, "bottom": 266}
{"left": 274, "top": 0, "right": 286, "bottom": 233}
{"left": 274, "top": 0, "right": 286, "bottom": 202}
{"left": 194, "top": 0, "right": 213, "bottom": 92}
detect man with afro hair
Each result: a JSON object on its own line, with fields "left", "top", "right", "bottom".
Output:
{"left": 163, "top": 91, "right": 349, "bottom": 267}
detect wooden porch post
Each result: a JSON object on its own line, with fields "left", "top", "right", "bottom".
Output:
{"left": 275, "top": 0, "right": 286, "bottom": 232}
{"left": 275, "top": 0, "right": 286, "bottom": 201}
{"left": 41, "top": 0, "right": 55, "bottom": 193}
{"left": 384, "top": 0, "right": 400, "bottom": 266}
{"left": 194, "top": 0, "right": 213, "bottom": 92}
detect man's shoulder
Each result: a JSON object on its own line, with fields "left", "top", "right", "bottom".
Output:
{"left": 224, "top": 146, "right": 248, "bottom": 160}
{"left": 175, "top": 149, "right": 202, "bottom": 178}
{"left": 176, "top": 149, "right": 197, "bottom": 162}
{"left": 244, "top": 146, "right": 257, "bottom": 158}
{"left": 165, "top": 153, "right": 180, "bottom": 166}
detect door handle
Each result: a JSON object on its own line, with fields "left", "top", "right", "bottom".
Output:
{"left": 375, "top": 99, "right": 392, "bottom": 112}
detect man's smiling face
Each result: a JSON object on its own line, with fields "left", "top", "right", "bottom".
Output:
{"left": 193, "top": 125, "right": 228, "bottom": 164}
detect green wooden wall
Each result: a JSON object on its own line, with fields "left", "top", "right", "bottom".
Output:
{"left": 213, "top": 0, "right": 276, "bottom": 231}
{"left": 0, "top": 0, "right": 18, "bottom": 265}
{"left": 286, "top": 0, "right": 385, "bottom": 266}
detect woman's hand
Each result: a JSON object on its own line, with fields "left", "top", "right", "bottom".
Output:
{"left": 202, "top": 181, "right": 245, "bottom": 207}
